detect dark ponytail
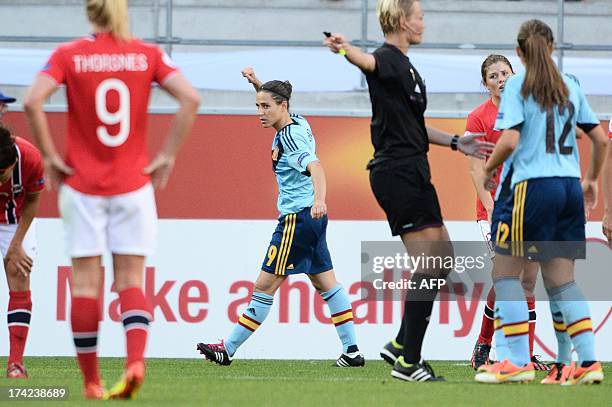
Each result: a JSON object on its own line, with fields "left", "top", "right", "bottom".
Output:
{"left": 517, "top": 19, "right": 568, "bottom": 111}
{"left": 258, "top": 80, "right": 293, "bottom": 110}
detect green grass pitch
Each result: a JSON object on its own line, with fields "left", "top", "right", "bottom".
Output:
{"left": 0, "top": 357, "right": 608, "bottom": 406}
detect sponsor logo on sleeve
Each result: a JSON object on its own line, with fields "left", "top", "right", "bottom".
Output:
{"left": 297, "top": 152, "right": 310, "bottom": 167}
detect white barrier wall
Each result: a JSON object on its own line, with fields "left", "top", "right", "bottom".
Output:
{"left": 1, "top": 219, "right": 610, "bottom": 361}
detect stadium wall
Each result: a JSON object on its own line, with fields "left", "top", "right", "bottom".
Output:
{"left": 0, "top": 112, "right": 610, "bottom": 361}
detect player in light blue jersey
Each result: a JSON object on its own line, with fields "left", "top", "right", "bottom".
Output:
{"left": 475, "top": 19, "right": 608, "bottom": 385}
{"left": 196, "top": 68, "right": 364, "bottom": 368}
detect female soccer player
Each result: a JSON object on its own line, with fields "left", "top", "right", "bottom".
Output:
{"left": 196, "top": 67, "right": 364, "bottom": 368}
{"left": 0, "top": 124, "right": 44, "bottom": 379}
{"left": 24, "top": 0, "right": 200, "bottom": 399}
{"left": 475, "top": 19, "right": 608, "bottom": 385}
{"left": 467, "top": 55, "right": 546, "bottom": 371}
{"left": 324, "top": 0, "right": 494, "bottom": 381}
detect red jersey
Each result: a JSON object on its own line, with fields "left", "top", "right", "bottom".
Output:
{"left": 465, "top": 99, "right": 503, "bottom": 221}
{"left": 609, "top": 118, "right": 612, "bottom": 139}
{"left": 41, "top": 33, "right": 178, "bottom": 196}
{"left": 0, "top": 137, "right": 45, "bottom": 224}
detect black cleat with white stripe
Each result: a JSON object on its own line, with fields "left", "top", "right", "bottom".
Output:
{"left": 391, "top": 359, "right": 445, "bottom": 382}
{"left": 380, "top": 341, "right": 402, "bottom": 366}
{"left": 335, "top": 352, "right": 365, "bottom": 367}
{"left": 197, "top": 341, "right": 232, "bottom": 366}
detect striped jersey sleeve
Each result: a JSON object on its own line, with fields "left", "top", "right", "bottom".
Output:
{"left": 279, "top": 123, "right": 318, "bottom": 174}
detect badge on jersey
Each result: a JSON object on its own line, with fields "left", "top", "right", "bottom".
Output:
{"left": 161, "top": 52, "right": 176, "bottom": 69}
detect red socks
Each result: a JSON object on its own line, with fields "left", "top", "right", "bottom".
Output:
{"left": 71, "top": 297, "right": 100, "bottom": 386}
{"left": 527, "top": 296, "right": 536, "bottom": 357}
{"left": 477, "top": 287, "right": 496, "bottom": 345}
{"left": 7, "top": 291, "right": 32, "bottom": 365}
{"left": 119, "top": 287, "right": 151, "bottom": 367}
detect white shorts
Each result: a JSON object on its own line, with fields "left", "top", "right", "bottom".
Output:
{"left": 477, "top": 220, "right": 495, "bottom": 255}
{"left": 0, "top": 222, "right": 37, "bottom": 259}
{"left": 58, "top": 183, "right": 157, "bottom": 258}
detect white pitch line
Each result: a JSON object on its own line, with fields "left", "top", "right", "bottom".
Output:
{"left": 214, "top": 376, "right": 383, "bottom": 382}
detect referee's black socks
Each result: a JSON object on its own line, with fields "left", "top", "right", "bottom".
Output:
{"left": 400, "top": 273, "right": 441, "bottom": 364}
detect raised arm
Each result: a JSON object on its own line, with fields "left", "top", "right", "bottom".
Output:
{"left": 323, "top": 33, "right": 376, "bottom": 73}
{"left": 241, "top": 67, "right": 263, "bottom": 91}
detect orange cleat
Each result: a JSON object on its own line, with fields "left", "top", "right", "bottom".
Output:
{"left": 105, "top": 361, "right": 145, "bottom": 400}
{"left": 540, "top": 362, "right": 574, "bottom": 384}
{"left": 6, "top": 362, "right": 27, "bottom": 379}
{"left": 475, "top": 359, "right": 535, "bottom": 384}
{"left": 561, "top": 362, "right": 604, "bottom": 386}
{"left": 83, "top": 382, "right": 105, "bottom": 400}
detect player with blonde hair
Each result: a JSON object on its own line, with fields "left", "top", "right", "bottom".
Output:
{"left": 24, "top": 0, "right": 200, "bottom": 399}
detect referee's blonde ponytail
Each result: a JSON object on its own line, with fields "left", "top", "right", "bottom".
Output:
{"left": 86, "top": 0, "right": 131, "bottom": 41}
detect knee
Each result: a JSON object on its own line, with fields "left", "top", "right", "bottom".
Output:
{"left": 6, "top": 269, "right": 29, "bottom": 291}
{"left": 71, "top": 273, "right": 103, "bottom": 298}
{"left": 520, "top": 278, "right": 536, "bottom": 295}
{"left": 253, "top": 281, "right": 274, "bottom": 295}
{"left": 308, "top": 278, "right": 324, "bottom": 293}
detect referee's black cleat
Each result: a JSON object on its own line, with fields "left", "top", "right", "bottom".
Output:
{"left": 380, "top": 340, "right": 403, "bottom": 366}
{"left": 197, "top": 340, "right": 232, "bottom": 366}
{"left": 391, "top": 357, "right": 445, "bottom": 382}
{"left": 335, "top": 352, "right": 365, "bottom": 367}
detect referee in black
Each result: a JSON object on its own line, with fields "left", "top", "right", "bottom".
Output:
{"left": 325, "top": 0, "right": 493, "bottom": 382}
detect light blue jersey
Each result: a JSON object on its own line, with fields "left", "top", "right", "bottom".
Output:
{"left": 272, "top": 114, "right": 319, "bottom": 216}
{"left": 495, "top": 72, "right": 599, "bottom": 188}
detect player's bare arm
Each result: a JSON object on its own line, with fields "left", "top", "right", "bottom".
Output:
{"left": 582, "top": 125, "right": 608, "bottom": 218}
{"left": 307, "top": 160, "right": 327, "bottom": 219}
{"left": 5, "top": 192, "right": 40, "bottom": 277}
{"left": 144, "top": 73, "right": 200, "bottom": 189}
{"left": 469, "top": 157, "right": 495, "bottom": 222}
{"left": 24, "top": 75, "right": 74, "bottom": 188}
{"left": 241, "top": 67, "right": 263, "bottom": 91}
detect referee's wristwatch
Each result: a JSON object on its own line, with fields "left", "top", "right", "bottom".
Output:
{"left": 450, "top": 135, "right": 460, "bottom": 151}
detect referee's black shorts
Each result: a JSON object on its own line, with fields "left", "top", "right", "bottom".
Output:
{"left": 369, "top": 155, "right": 444, "bottom": 236}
